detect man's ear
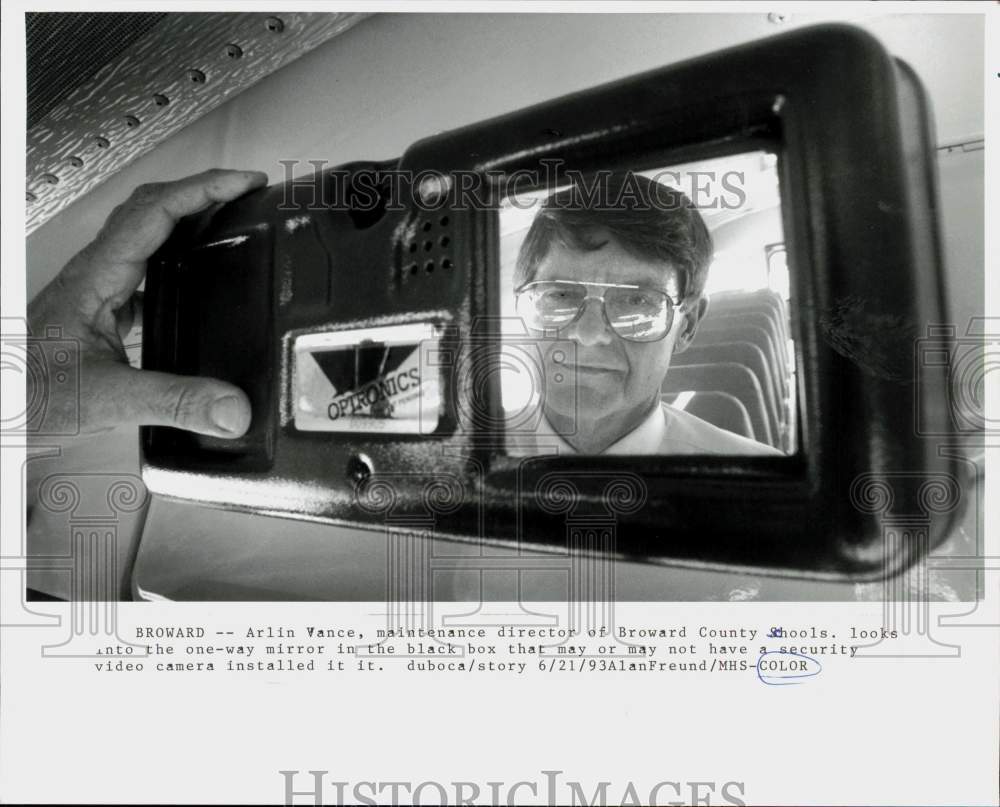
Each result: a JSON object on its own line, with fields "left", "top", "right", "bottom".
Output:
{"left": 672, "top": 295, "right": 709, "bottom": 354}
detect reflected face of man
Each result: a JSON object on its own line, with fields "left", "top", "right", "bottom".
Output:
{"left": 525, "top": 230, "right": 697, "bottom": 448}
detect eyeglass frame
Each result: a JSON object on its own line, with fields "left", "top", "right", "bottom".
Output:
{"left": 513, "top": 279, "right": 685, "bottom": 343}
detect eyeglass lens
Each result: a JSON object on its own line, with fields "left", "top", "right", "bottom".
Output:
{"left": 517, "top": 282, "right": 673, "bottom": 342}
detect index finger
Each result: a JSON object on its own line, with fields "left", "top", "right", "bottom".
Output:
{"left": 71, "top": 169, "right": 269, "bottom": 300}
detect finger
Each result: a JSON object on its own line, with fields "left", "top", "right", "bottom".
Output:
{"left": 115, "top": 291, "right": 143, "bottom": 343}
{"left": 69, "top": 169, "right": 269, "bottom": 303}
{"left": 83, "top": 363, "right": 252, "bottom": 438}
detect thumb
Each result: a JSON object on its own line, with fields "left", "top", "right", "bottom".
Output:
{"left": 84, "top": 364, "right": 252, "bottom": 437}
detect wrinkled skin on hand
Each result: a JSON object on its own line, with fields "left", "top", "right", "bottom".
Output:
{"left": 27, "top": 169, "right": 268, "bottom": 437}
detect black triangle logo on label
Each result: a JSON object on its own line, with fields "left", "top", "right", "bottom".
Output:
{"left": 310, "top": 343, "right": 415, "bottom": 395}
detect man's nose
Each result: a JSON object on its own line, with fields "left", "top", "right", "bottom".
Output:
{"left": 565, "top": 297, "right": 614, "bottom": 346}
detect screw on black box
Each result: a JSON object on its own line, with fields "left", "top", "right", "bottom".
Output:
{"left": 347, "top": 453, "right": 374, "bottom": 487}
{"left": 417, "top": 174, "right": 452, "bottom": 208}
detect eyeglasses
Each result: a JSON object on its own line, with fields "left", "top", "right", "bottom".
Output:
{"left": 514, "top": 280, "right": 681, "bottom": 343}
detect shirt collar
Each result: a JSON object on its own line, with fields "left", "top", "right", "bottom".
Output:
{"left": 535, "top": 402, "right": 666, "bottom": 455}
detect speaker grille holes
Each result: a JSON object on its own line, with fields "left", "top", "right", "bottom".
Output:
{"left": 400, "top": 214, "right": 454, "bottom": 283}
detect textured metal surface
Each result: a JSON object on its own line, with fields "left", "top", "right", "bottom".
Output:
{"left": 26, "top": 12, "right": 167, "bottom": 128}
{"left": 26, "top": 11, "right": 370, "bottom": 234}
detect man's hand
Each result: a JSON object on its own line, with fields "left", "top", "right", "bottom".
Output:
{"left": 27, "top": 169, "right": 268, "bottom": 438}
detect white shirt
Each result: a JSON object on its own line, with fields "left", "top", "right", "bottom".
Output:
{"left": 506, "top": 402, "right": 783, "bottom": 456}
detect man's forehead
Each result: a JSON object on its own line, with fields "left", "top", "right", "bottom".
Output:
{"left": 536, "top": 237, "right": 681, "bottom": 291}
